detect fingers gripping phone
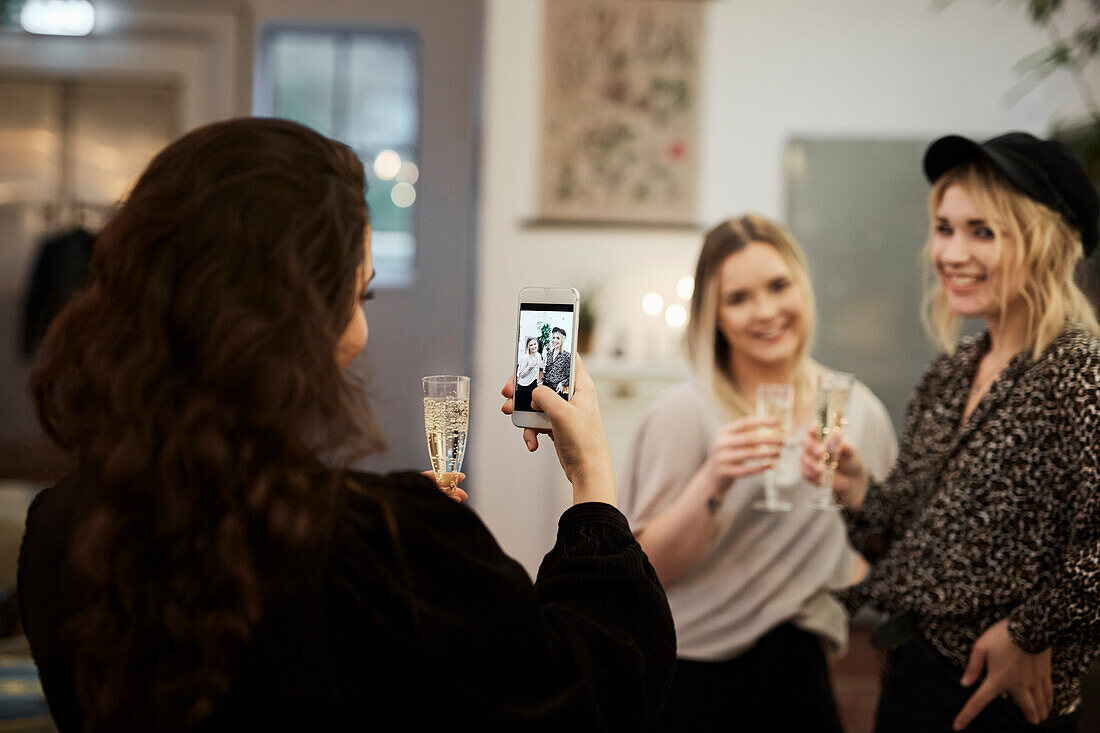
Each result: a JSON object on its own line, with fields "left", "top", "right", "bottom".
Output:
{"left": 512, "top": 287, "right": 580, "bottom": 430}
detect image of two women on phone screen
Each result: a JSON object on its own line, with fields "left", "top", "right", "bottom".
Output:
{"left": 515, "top": 326, "right": 572, "bottom": 412}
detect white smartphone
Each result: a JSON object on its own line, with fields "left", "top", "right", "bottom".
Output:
{"left": 512, "top": 287, "right": 580, "bottom": 430}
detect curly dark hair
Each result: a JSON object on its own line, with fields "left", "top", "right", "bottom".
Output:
{"left": 30, "top": 117, "right": 383, "bottom": 730}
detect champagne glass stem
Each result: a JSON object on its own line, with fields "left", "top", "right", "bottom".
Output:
{"left": 812, "top": 445, "right": 843, "bottom": 511}
{"left": 764, "top": 467, "right": 779, "bottom": 505}
{"left": 819, "top": 463, "right": 836, "bottom": 505}
{"left": 752, "top": 383, "right": 794, "bottom": 513}
{"left": 754, "top": 461, "right": 791, "bottom": 512}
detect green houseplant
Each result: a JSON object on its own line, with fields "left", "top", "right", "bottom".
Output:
{"left": 945, "top": 0, "right": 1100, "bottom": 297}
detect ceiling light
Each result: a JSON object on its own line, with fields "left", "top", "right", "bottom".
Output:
{"left": 20, "top": 0, "right": 95, "bottom": 36}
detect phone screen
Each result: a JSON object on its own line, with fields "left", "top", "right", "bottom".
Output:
{"left": 515, "top": 302, "right": 575, "bottom": 412}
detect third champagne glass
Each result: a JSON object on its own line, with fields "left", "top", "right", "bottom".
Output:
{"left": 422, "top": 375, "right": 470, "bottom": 492}
{"left": 753, "top": 383, "right": 794, "bottom": 513}
{"left": 810, "top": 371, "right": 853, "bottom": 511}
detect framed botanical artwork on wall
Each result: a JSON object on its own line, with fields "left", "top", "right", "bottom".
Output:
{"left": 537, "top": 0, "right": 702, "bottom": 226}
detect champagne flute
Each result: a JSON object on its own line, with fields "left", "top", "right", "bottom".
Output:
{"left": 753, "top": 383, "right": 794, "bottom": 513}
{"left": 810, "top": 371, "right": 853, "bottom": 511}
{"left": 422, "top": 375, "right": 470, "bottom": 491}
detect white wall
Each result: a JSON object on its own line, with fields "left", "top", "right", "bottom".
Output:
{"left": 7, "top": 0, "right": 1093, "bottom": 574}
{"left": 472, "top": 0, "right": 1098, "bottom": 574}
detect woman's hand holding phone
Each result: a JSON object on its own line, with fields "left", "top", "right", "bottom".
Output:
{"left": 512, "top": 287, "right": 579, "bottom": 429}
{"left": 501, "top": 355, "right": 615, "bottom": 507}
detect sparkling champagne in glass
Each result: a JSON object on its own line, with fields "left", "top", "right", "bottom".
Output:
{"left": 753, "top": 383, "right": 794, "bottom": 513}
{"left": 422, "top": 375, "right": 470, "bottom": 491}
{"left": 811, "top": 372, "right": 853, "bottom": 511}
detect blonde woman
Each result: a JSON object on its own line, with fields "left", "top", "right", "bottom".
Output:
{"left": 801, "top": 133, "right": 1100, "bottom": 732}
{"left": 514, "top": 336, "right": 544, "bottom": 412}
{"left": 621, "top": 214, "right": 897, "bottom": 731}
{"left": 543, "top": 327, "right": 571, "bottom": 395}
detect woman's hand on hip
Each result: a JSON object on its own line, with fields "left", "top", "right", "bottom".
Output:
{"left": 953, "top": 619, "right": 1053, "bottom": 730}
{"left": 799, "top": 428, "right": 870, "bottom": 512}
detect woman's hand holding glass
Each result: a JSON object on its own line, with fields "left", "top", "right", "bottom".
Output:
{"left": 704, "top": 417, "right": 784, "bottom": 493}
{"left": 420, "top": 470, "right": 468, "bottom": 502}
{"left": 422, "top": 375, "right": 470, "bottom": 500}
{"left": 799, "top": 430, "right": 870, "bottom": 512}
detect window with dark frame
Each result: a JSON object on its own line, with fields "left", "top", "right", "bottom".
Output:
{"left": 262, "top": 27, "right": 421, "bottom": 287}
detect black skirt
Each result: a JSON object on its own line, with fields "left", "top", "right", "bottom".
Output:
{"left": 656, "top": 622, "right": 843, "bottom": 732}
{"left": 876, "top": 635, "right": 1079, "bottom": 732}
{"left": 514, "top": 380, "right": 537, "bottom": 413}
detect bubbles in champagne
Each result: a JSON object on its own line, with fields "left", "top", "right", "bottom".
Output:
{"left": 423, "top": 397, "right": 469, "bottom": 480}
{"left": 816, "top": 384, "right": 851, "bottom": 470}
{"left": 756, "top": 385, "right": 794, "bottom": 439}
{"left": 759, "top": 399, "right": 793, "bottom": 438}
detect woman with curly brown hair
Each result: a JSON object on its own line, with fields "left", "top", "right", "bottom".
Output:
{"left": 17, "top": 117, "right": 674, "bottom": 732}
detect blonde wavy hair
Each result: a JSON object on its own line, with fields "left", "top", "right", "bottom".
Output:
{"left": 686, "top": 214, "right": 817, "bottom": 418}
{"left": 923, "top": 161, "right": 1099, "bottom": 359}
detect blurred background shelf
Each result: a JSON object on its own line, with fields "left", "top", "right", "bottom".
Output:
{"left": 582, "top": 356, "right": 689, "bottom": 492}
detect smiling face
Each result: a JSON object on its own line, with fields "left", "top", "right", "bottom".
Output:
{"left": 716, "top": 241, "right": 806, "bottom": 372}
{"left": 527, "top": 338, "right": 538, "bottom": 354}
{"left": 551, "top": 332, "right": 563, "bottom": 351}
{"left": 931, "top": 184, "right": 1023, "bottom": 322}
{"left": 335, "top": 227, "right": 373, "bottom": 368}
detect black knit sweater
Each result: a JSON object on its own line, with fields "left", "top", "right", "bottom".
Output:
{"left": 18, "top": 470, "right": 675, "bottom": 730}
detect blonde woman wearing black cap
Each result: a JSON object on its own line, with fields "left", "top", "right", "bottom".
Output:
{"left": 802, "top": 132, "right": 1100, "bottom": 732}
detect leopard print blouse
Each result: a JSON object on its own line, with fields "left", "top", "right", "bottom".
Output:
{"left": 840, "top": 324, "right": 1100, "bottom": 715}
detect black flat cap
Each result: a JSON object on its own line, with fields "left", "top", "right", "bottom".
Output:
{"left": 923, "top": 132, "right": 1098, "bottom": 257}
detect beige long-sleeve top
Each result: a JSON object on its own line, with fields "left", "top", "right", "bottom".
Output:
{"left": 517, "top": 353, "right": 543, "bottom": 387}
{"left": 621, "top": 377, "right": 897, "bottom": 661}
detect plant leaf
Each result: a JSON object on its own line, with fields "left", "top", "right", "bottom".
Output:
{"left": 1012, "top": 42, "right": 1073, "bottom": 76}
{"left": 1013, "top": 44, "right": 1060, "bottom": 72}
{"left": 1005, "top": 73, "right": 1050, "bottom": 105}
{"left": 1076, "top": 24, "right": 1100, "bottom": 56}
{"left": 1027, "top": 0, "right": 1064, "bottom": 24}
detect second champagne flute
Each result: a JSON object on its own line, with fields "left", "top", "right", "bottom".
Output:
{"left": 810, "top": 371, "right": 853, "bottom": 511}
{"left": 422, "top": 375, "right": 470, "bottom": 492}
{"left": 753, "top": 383, "right": 794, "bottom": 513}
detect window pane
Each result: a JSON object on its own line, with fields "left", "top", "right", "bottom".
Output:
{"left": 263, "top": 28, "right": 420, "bottom": 286}
{"left": 347, "top": 34, "right": 419, "bottom": 284}
{"left": 786, "top": 138, "right": 938, "bottom": 430}
{"left": 347, "top": 35, "right": 419, "bottom": 150}
{"left": 270, "top": 32, "right": 337, "bottom": 138}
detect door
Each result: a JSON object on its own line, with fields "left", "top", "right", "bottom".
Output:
{"left": 0, "top": 4, "right": 243, "bottom": 481}
{"left": 0, "top": 77, "right": 183, "bottom": 479}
